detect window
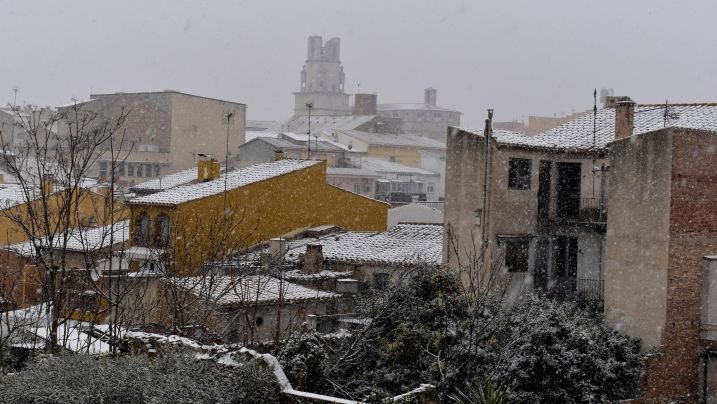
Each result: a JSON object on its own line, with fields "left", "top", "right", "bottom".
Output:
{"left": 554, "top": 236, "right": 578, "bottom": 278}
{"left": 136, "top": 163, "right": 144, "bottom": 177}
{"left": 127, "top": 163, "right": 135, "bottom": 177}
{"left": 374, "top": 273, "right": 390, "bottom": 290}
{"left": 153, "top": 164, "right": 161, "bottom": 177}
{"left": 99, "top": 161, "right": 108, "bottom": 178}
{"left": 115, "top": 162, "right": 125, "bottom": 177}
{"left": 508, "top": 158, "right": 532, "bottom": 189}
{"left": 135, "top": 212, "right": 151, "bottom": 246}
{"left": 427, "top": 183, "right": 435, "bottom": 193}
{"left": 145, "top": 164, "right": 153, "bottom": 177}
{"left": 155, "top": 214, "right": 171, "bottom": 247}
{"left": 504, "top": 238, "right": 529, "bottom": 272}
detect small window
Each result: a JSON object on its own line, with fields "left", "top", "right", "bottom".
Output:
{"left": 155, "top": 214, "right": 171, "bottom": 247}
{"left": 508, "top": 158, "right": 532, "bottom": 190}
{"left": 136, "top": 164, "right": 144, "bottom": 177}
{"left": 427, "top": 183, "right": 435, "bottom": 193}
{"left": 374, "top": 273, "right": 390, "bottom": 289}
{"left": 135, "top": 212, "right": 151, "bottom": 246}
{"left": 99, "top": 161, "right": 108, "bottom": 178}
{"left": 504, "top": 238, "right": 529, "bottom": 272}
{"left": 127, "top": 163, "right": 135, "bottom": 177}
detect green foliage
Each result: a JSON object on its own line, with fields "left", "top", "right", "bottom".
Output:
{"left": 450, "top": 380, "right": 511, "bottom": 404}
{"left": 0, "top": 351, "right": 281, "bottom": 404}
{"left": 278, "top": 323, "right": 329, "bottom": 392}
{"left": 316, "top": 266, "right": 642, "bottom": 403}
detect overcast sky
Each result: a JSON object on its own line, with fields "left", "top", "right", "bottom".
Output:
{"left": 2, "top": 0, "right": 716, "bottom": 128}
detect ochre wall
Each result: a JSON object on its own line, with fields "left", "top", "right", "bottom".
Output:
{"left": 130, "top": 161, "right": 388, "bottom": 274}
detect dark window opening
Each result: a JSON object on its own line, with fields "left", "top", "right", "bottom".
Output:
{"left": 135, "top": 212, "right": 151, "bottom": 246}
{"left": 504, "top": 238, "right": 529, "bottom": 272}
{"left": 375, "top": 273, "right": 390, "bottom": 289}
{"left": 556, "top": 162, "right": 581, "bottom": 219}
{"left": 554, "top": 236, "right": 578, "bottom": 278}
{"left": 155, "top": 214, "right": 171, "bottom": 247}
{"left": 255, "top": 316, "right": 264, "bottom": 327}
{"left": 509, "top": 158, "right": 532, "bottom": 190}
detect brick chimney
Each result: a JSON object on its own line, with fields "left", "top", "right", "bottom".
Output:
{"left": 353, "top": 93, "right": 377, "bottom": 115}
{"left": 424, "top": 88, "right": 437, "bottom": 106}
{"left": 302, "top": 244, "right": 324, "bottom": 274}
{"left": 42, "top": 174, "right": 55, "bottom": 194}
{"left": 197, "top": 158, "right": 221, "bottom": 182}
{"left": 614, "top": 98, "right": 636, "bottom": 140}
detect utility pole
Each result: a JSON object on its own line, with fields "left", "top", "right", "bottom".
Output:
{"left": 224, "top": 112, "right": 233, "bottom": 214}
{"left": 306, "top": 102, "right": 313, "bottom": 159}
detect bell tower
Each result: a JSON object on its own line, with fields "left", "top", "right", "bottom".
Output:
{"left": 293, "top": 36, "right": 351, "bottom": 117}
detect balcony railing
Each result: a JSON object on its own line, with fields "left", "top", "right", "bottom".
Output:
{"left": 553, "top": 197, "right": 607, "bottom": 224}
{"left": 307, "top": 313, "right": 370, "bottom": 334}
{"left": 576, "top": 278, "right": 604, "bottom": 303}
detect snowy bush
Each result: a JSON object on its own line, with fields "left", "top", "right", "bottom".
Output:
{"left": 316, "top": 266, "right": 642, "bottom": 403}
{"left": 0, "top": 351, "right": 281, "bottom": 403}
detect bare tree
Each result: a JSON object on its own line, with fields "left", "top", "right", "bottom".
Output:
{"left": 0, "top": 101, "right": 129, "bottom": 353}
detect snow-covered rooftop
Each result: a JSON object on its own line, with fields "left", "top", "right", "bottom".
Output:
{"left": 351, "top": 157, "right": 438, "bottom": 176}
{"left": 458, "top": 103, "right": 717, "bottom": 152}
{"left": 326, "top": 167, "right": 381, "bottom": 177}
{"left": 333, "top": 129, "right": 445, "bottom": 150}
{"left": 378, "top": 103, "right": 460, "bottom": 113}
{"left": 177, "top": 275, "right": 340, "bottom": 305}
{"left": 129, "top": 159, "right": 323, "bottom": 207}
{"left": 7, "top": 220, "right": 129, "bottom": 257}
{"left": 131, "top": 165, "right": 226, "bottom": 193}
{"left": 248, "top": 224, "right": 442, "bottom": 267}
{"left": 247, "top": 136, "right": 345, "bottom": 153}
{"left": 286, "top": 114, "right": 376, "bottom": 134}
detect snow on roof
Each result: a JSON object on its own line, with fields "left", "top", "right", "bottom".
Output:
{"left": 286, "top": 114, "right": 376, "bottom": 134}
{"left": 0, "top": 183, "right": 33, "bottom": 209}
{"left": 458, "top": 103, "right": 717, "bottom": 152}
{"left": 326, "top": 167, "right": 381, "bottom": 177}
{"left": 131, "top": 166, "right": 222, "bottom": 193}
{"left": 177, "top": 275, "right": 340, "bottom": 305}
{"left": 245, "top": 130, "right": 280, "bottom": 143}
{"left": 7, "top": 220, "right": 129, "bottom": 257}
{"left": 334, "top": 129, "right": 445, "bottom": 150}
{"left": 351, "top": 157, "right": 438, "bottom": 176}
{"left": 129, "top": 159, "right": 323, "bottom": 207}
{"left": 415, "top": 201, "right": 445, "bottom": 213}
{"left": 274, "top": 224, "right": 442, "bottom": 266}
{"left": 249, "top": 136, "right": 345, "bottom": 153}
{"left": 378, "top": 103, "right": 460, "bottom": 113}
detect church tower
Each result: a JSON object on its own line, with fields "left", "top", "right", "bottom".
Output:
{"left": 293, "top": 36, "right": 351, "bottom": 117}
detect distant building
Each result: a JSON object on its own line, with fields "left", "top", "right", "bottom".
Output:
{"left": 292, "top": 36, "right": 352, "bottom": 117}
{"left": 377, "top": 88, "right": 461, "bottom": 141}
{"left": 387, "top": 202, "right": 444, "bottom": 229}
{"left": 58, "top": 91, "right": 246, "bottom": 188}
{"left": 526, "top": 110, "right": 590, "bottom": 135}
{"left": 237, "top": 133, "right": 358, "bottom": 168}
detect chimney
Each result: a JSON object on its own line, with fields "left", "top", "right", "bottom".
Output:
{"left": 269, "top": 237, "right": 288, "bottom": 262}
{"left": 42, "top": 174, "right": 55, "bottom": 194}
{"left": 353, "top": 93, "right": 378, "bottom": 115}
{"left": 197, "top": 158, "right": 221, "bottom": 182}
{"left": 302, "top": 244, "right": 324, "bottom": 274}
{"left": 424, "top": 88, "right": 437, "bottom": 106}
{"left": 604, "top": 95, "right": 632, "bottom": 108}
{"left": 614, "top": 98, "right": 635, "bottom": 140}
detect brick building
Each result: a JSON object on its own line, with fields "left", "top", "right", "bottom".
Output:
{"left": 604, "top": 103, "right": 717, "bottom": 401}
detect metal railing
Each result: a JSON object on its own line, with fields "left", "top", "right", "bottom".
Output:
{"left": 308, "top": 313, "right": 369, "bottom": 335}
{"left": 576, "top": 278, "right": 604, "bottom": 302}
{"left": 553, "top": 197, "right": 607, "bottom": 224}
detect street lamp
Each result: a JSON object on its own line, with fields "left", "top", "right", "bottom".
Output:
{"left": 306, "top": 102, "right": 313, "bottom": 158}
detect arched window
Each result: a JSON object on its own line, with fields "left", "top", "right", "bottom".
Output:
{"left": 135, "top": 212, "right": 151, "bottom": 246}
{"left": 155, "top": 214, "right": 171, "bottom": 247}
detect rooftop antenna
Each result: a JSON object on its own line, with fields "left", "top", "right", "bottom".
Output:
{"left": 663, "top": 99, "right": 669, "bottom": 127}
{"left": 592, "top": 89, "right": 597, "bottom": 198}
{"left": 224, "top": 112, "right": 233, "bottom": 214}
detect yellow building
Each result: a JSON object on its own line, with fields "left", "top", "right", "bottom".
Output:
{"left": 0, "top": 183, "right": 124, "bottom": 245}
{"left": 126, "top": 159, "right": 388, "bottom": 275}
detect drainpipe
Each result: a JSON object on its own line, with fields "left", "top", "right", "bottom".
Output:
{"left": 482, "top": 110, "right": 494, "bottom": 258}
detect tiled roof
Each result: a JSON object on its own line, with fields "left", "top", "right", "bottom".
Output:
{"left": 131, "top": 166, "right": 210, "bottom": 193}
{"left": 286, "top": 115, "right": 377, "bottom": 134}
{"left": 334, "top": 129, "right": 445, "bottom": 150}
{"left": 458, "top": 103, "right": 717, "bottom": 152}
{"left": 326, "top": 167, "right": 381, "bottom": 177}
{"left": 351, "top": 157, "right": 438, "bottom": 176}
{"left": 378, "top": 103, "right": 460, "bottom": 113}
{"left": 177, "top": 275, "right": 340, "bottom": 305}
{"left": 7, "top": 220, "right": 129, "bottom": 256}
{"left": 275, "top": 224, "right": 442, "bottom": 267}
{"left": 250, "top": 137, "right": 345, "bottom": 153}
{"left": 129, "top": 159, "right": 322, "bottom": 207}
